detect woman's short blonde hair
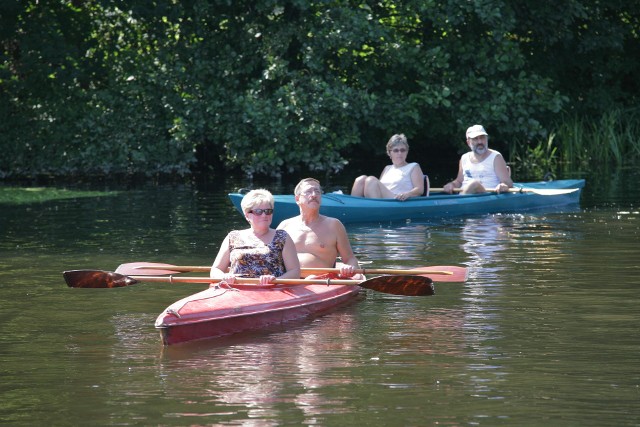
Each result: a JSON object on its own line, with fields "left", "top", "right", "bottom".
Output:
{"left": 386, "top": 133, "right": 409, "bottom": 152}
{"left": 240, "top": 189, "right": 274, "bottom": 213}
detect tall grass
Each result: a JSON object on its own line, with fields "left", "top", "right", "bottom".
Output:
{"left": 509, "top": 109, "right": 640, "bottom": 180}
{"left": 556, "top": 109, "right": 640, "bottom": 170}
{"left": 509, "top": 134, "right": 558, "bottom": 180}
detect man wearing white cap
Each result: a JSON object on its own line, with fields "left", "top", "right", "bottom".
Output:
{"left": 442, "top": 125, "right": 513, "bottom": 194}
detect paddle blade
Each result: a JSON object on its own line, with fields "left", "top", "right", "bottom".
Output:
{"left": 360, "top": 275, "right": 434, "bottom": 296}
{"left": 412, "top": 266, "right": 468, "bottom": 283}
{"left": 115, "top": 262, "right": 186, "bottom": 276}
{"left": 64, "top": 270, "right": 139, "bottom": 288}
{"left": 513, "top": 187, "right": 579, "bottom": 195}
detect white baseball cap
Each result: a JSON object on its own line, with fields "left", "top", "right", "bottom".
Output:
{"left": 466, "top": 125, "right": 488, "bottom": 139}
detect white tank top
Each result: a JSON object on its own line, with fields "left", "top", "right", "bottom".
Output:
{"left": 380, "top": 162, "right": 417, "bottom": 194}
{"left": 461, "top": 151, "right": 500, "bottom": 189}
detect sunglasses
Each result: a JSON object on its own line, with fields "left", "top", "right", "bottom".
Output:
{"left": 390, "top": 148, "right": 407, "bottom": 153}
{"left": 249, "top": 208, "right": 274, "bottom": 216}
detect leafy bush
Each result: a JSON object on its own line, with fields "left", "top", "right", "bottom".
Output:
{"left": 1, "top": 0, "right": 638, "bottom": 178}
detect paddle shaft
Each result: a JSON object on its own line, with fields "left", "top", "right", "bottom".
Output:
{"left": 430, "top": 187, "right": 527, "bottom": 193}
{"left": 131, "top": 265, "right": 453, "bottom": 276}
{"left": 430, "top": 187, "right": 578, "bottom": 195}
{"left": 115, "top": 262, "right": 467, "bottom": 283}
{"left": 129, "top": 275, "right": 365, "bottom": 286}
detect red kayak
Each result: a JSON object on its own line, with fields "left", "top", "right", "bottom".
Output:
{"left": 154, "top": 282, "right": 361, "bottom": 345}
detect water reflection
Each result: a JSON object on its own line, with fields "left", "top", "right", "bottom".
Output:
{"left": 384, "top": 307, "right": 466, "bottom": 356}
{"left": 457, "top": 216, "right": 509, "bottom": 401}
{"left": 154, "top": 302, "right": 363, "bottom": 422}
{"left": 460, "top": 215, "right": 510, "bottom": 281}
{"left": 2, "top": 175, "right": 640, "bottom": 426}
{"left": 346, "top": 222, "right": 438, "bottom": 266}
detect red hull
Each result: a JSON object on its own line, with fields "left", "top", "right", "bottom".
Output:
{"left": 155, "top": 283, "right": 360, "bottom": 345}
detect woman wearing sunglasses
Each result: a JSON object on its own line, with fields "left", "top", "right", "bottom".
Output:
{"left": 210, "top": 189, "right": 300, "bottom": 284}
{"left": 350, "top": 134, "right": 425, "bottom": 200}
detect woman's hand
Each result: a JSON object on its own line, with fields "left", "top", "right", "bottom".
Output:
{"left": 222, "top": 273, "right": 236, "bottom": 284}
{"left": 259, "top": 274, "right": 276, "bottom": 285}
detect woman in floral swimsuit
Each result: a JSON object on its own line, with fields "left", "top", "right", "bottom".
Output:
{"left": 210, "top": 189, "right": 300, "bottom": 285}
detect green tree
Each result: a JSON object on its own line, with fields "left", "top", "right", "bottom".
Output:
{"left": 1, "top": 0, "right": 638, "bottom": 179}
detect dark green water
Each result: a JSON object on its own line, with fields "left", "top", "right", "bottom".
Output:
{"left": 1, "top": 171, "right": 639, "bottom": 426}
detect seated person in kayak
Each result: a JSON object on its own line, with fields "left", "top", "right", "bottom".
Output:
{"left": 442, "top": 125, "right": 513, "bottom": 195}
{"left": 210, "top": 189, "right": 300, "bottom": 284}
{"left": 350, "top": 133, "right": 425, "bottom": 200}
{"left": 277, "top": 178, "right": 361, "bottom": 279}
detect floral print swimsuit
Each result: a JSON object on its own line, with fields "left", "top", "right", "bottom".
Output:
{"left": 228, "top": 229, "right": 288, "bottom": 277}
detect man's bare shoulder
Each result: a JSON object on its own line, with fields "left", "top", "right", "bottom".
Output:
{"left": 319, "top": 215, "right": 347, "bottom": 230}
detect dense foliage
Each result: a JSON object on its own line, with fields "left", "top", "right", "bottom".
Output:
{"left": 1, "top": 0, "right": 638, "bottom": 179}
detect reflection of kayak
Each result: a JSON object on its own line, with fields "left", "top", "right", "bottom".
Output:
{"left": 155, "top": 281, "right": 361, "bottom": 345}
{"left": 228, "top": 179, "right": 585, "bottom": 224}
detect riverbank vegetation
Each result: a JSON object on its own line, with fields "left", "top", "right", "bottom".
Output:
{"left": 0, "top": 186, "right": 119, "bottom": 204}
{"left": 556, "top": 109, "right": 640, "bottom": 172}
{"left": 1, "top": 1, "right": 639, "bottom": 180}
{"left": 510, "top": 109, "right": 640, "bottom": 179}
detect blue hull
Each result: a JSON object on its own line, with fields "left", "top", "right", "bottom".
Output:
{"left": 228, "top": 179, "right": 585, "bottom": 224}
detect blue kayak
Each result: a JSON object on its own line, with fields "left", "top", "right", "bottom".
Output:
{"left": 228, "top": 179, "right": 585, "bottom": 224}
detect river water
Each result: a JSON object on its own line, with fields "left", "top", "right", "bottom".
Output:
{"left": 1, "top": 170, "right": 639, "bottom": 426}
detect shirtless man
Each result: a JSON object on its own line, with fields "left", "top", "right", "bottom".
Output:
{"left": 277, "top": 178, "right": 359, "bottom": 277}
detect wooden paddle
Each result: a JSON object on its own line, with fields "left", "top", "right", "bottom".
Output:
{"left": 63, "top": 270, "right": 435, "bottom": 296}
{"left": 114, "top": 262, "right": 467, "bottom": 282}
{"left": 430, "top": 187, "right": 579, "bottom": 196}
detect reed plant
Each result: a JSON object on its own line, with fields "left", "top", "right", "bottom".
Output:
{"left": 509, "top": 109, "right": 640, "bottom": 179}
{"left": 555, "top": 109, "right": 640, "bottom": 171}
{"left": 509, "top": 134, "right": 558, "bottom": 180}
